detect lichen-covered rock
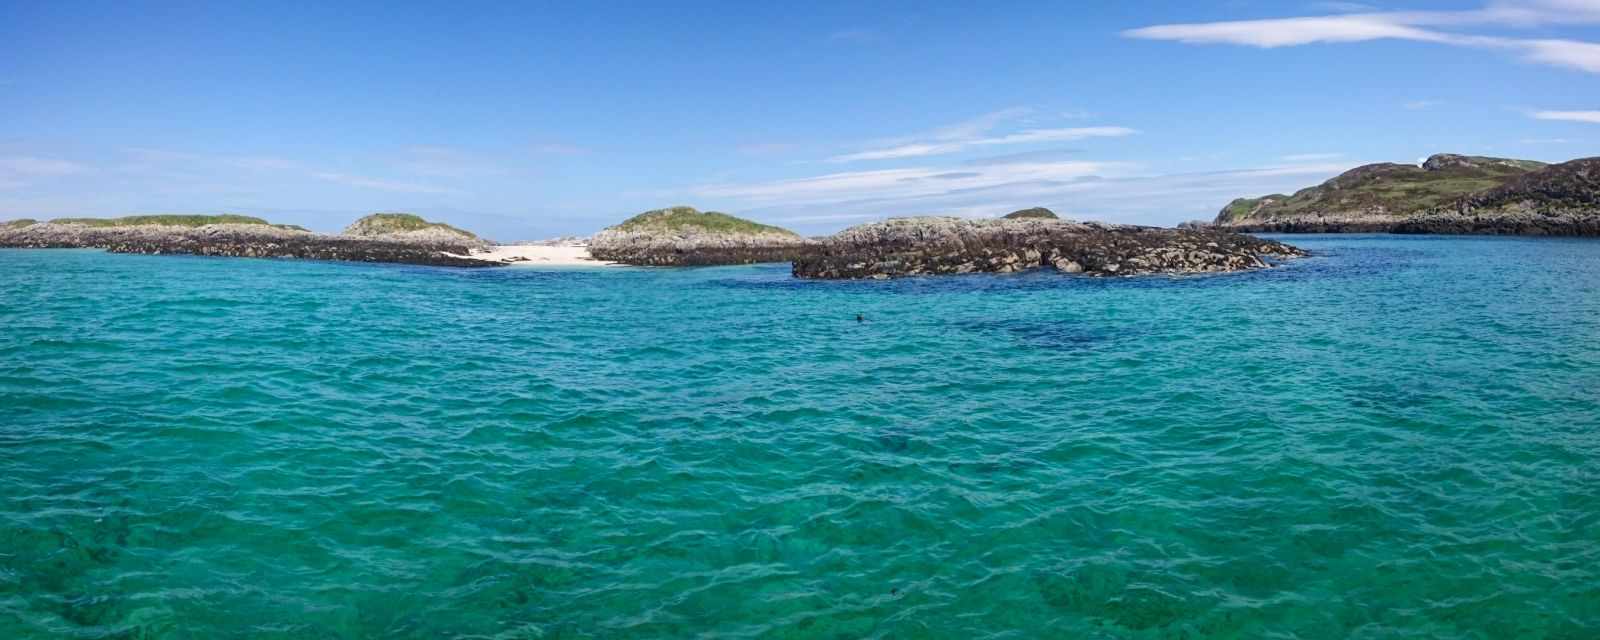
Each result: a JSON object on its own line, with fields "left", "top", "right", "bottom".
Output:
{"left": 792, "top": 216, "right": 1303, "bottom": 279}
{"left": 589, "top": 206, "right": 814, "bottom": 266}
{"left": 0, "top": 221, "right": 501, "bottom": 267}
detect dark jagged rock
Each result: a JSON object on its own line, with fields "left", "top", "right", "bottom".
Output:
{"left": 1214, "top": 153, "right": 1600, "bottom": 236}
{"left": 792, "top": 216, "right": 1303, "bottom": 279}
{"left": 1002, "top": 207, "right": 1059, "bottom": 220}
{"left": 589, "top": 206, "right": 814, "bottom": 266}
{"left": 0, "top": 219, "right": 501, "bottom": 268}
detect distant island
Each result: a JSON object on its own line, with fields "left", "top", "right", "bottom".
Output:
{"left": 588, "top": 206, "right": 812, "bottom": 265}
{"left": 589, "top": 206, "right": 1302, "bottom": 278}
{"left": 793, "top": 213, "right": 1302, "bottom": 279}
{"left": 0, "top": 213, "right": 501, "bottom": 267}
{"left": 0, "top": 206, "right": 1306, "bottom": 278}
{"left": 1212, "top": 154, "right": 1600, "bottom": 236}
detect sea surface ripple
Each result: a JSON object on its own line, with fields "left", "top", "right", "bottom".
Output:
{"left": 2, "top": 235, "right": 1598, "bottom": 638}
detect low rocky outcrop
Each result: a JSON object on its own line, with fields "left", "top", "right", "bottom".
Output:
{"left": 341, "top": 212, "right": 488, "bottom": 249}
{"left": 1002, "top": 207, "right": 1059, "bottom": 220}
{"left": 589, "top": 206, "right": 814, "bottom": 266}
{"left": 1214, "top": 153, "right": 1600, "bottom": 235}
{"left": 0, "top": 215, "right": 501, "bottom": 267}
{"left": 792, "top": 216, "right": 1303, "bottom": 279}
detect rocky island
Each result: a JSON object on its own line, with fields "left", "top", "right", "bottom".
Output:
{"left": 792, "top": 215, "right": 1303, "bottom": 279}
{"left": 1214, "top": 153, "right": 1600, "bottom": 236}
{"left": 1, "top": 205, "right": 1306, "bottom": 278}
{"left": 1001, "top": 207, "right": 1060, "bottom": 220}
{"left": 588, "top": 206, "right": 814, "bottom": 265}
{"left": 0, "top": 213, "right": 504, "bottom": 267}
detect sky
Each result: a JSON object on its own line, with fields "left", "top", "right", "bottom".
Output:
{"left": 2, "top": 0, "right": 1598, "bottom": 239}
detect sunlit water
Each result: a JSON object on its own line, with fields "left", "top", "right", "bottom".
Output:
{"left": 2, "top": 235, "right": 1598, "bottom": 638}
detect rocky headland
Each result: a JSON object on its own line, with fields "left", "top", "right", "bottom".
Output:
{"left": 588, "top": 206, "right": 814, "bottom": 266}
{"left": 792, "top": 216, "right": 1304, "bottom": 279}
{"left": 0, "top": 214, "right": 503, "bottom": 267}
{"left": 1215, "top": 154, "right": 1600, "bottom": 236}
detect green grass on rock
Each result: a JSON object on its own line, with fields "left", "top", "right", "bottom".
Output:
{"left": 49, "top": 214, "right": 274, "bottom": 227}
{"left": 611, "top": 206, "right": 799, "bottom": 236}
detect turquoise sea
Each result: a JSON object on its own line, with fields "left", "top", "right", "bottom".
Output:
{"left": 2, "top": 235, "right": 1598, "bottom": 638}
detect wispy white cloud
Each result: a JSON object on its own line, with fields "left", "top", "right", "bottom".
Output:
{"left": 1281, "top": 152, "right": 1345, "bottom": 161}
{"left": 228, "top": 156, "right": 301, "bottom": 171}
{"left": 830, "top": 126, "right": 1137, "bottom": 162}
{"left": 1125, "top": 15, "right": 1449, "bottom": 47}
{"left": 964, "top": 148, "right": 1087, "bottom": 166}
{"left": 1404, "top": 100, "right": 1440, "bottom": 110}
{"left": 694, "top": 161, "right": 1121, "bottom": 205}
{"left": 1520, "top": 137, "right": 1572, "bottom": 143}
{"left": 1123, "top": 2, "right": 1600, "bottom": 73}
{"left": 1532, "top": 109, "right": 1600, "bottom": 123}
{"left": 1310, "top": 1, "right": 1381, "bottom": 12}
{"left": 927, "top": 107, "right": 1035, "bottom": 141}
{"left": 1518, "top": 38, "right": 1600, "bottom": 72}
{"left": 118, "top": 148, "right": 299, "bottom": 175}
{"left": 706, "top": 160, "right": 1357, "bottom": 231}
{"left": 824, "top": 108, "right": 1136, "bottom": 162}
{"left": 531, "top": 143, "right": 591, "bottom": 155}
{"left": 737, "top": 142, "right": 802, "bottom": 156}
{"left": 113, "top": 147, "right": 465, "bottom": 195}
{"left": 0, "top": 156, "right": 86, "bottom": 177}
{"left": 829, "top": 128, "right": 1137, "bottom": 163}
{"left": 0, "top": 156, "right": 87, "bottom": 191}
{"left": 393, "top": 145, "right": 508, "bottom": 178}
{"left": 313, "top": 172, "right": 459, "bottom": 195}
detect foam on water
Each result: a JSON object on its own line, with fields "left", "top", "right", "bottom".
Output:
{"left": 2, "top": 237, "right": 1598, "bottom": 638}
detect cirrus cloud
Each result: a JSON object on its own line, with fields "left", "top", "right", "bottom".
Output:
{"left": 825, "top": 108, "right": 1137, "bottom": 163}
{"left": 1532, "top": 109, "right": 1600, "bottom": 123}
{"left": 1123, "top": 2, "right": 1600, "bottom": 74}
{"left": 828, "top": 128, "right": 1138, "bottom": 163}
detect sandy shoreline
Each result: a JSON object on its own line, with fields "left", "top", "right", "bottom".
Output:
{"left": 451, "top": 244, "right": 620, "bottom": 267}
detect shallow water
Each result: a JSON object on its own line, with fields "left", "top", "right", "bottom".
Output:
{"left": 1, "top": 236, "right": 1597, "bottom": 638}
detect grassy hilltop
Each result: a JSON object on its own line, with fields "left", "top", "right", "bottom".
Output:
{"left": 608, "top": 206, "right": 800, "bottom": 236}
{"left": 35, "top": 214, "right": 311, "bottom": 231}
{"left": 341, "top": 213, "right": 478, "bottom": 239}
{"left": 1216, "top": 154, "right": 1549, "bottom": 224}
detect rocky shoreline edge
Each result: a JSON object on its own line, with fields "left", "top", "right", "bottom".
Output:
{"left": 1214, "top": 213, "right": 1600, "bottom": 236}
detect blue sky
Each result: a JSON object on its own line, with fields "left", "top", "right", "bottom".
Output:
{"left": 2, "top": 1, "right": 1597, "bottom": 238}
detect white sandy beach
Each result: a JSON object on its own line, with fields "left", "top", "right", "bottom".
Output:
{"left": 450, "top": 244, "right": 618, "bottom": 267}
